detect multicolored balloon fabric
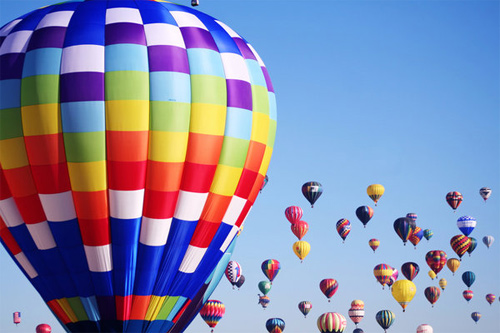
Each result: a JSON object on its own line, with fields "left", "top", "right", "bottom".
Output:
{"left": 319, "top": 279, "right": 339, "bottom": 302}
{"left": 450, "top": 235, "right": 471, "bottom": 259}
{"left": 424, "top": 286, "right": 441, "bottom": 307}
{"left": 290, "top": 220, "right": 309, "bottom": 240}
{"left": 366, "top": 184, "right": 385, "bottom": 206}
{"left": 336, "top": 218, "right": 351, "bottom": 242}
{"left": 462, "top": 290, "right": 474, "bottom": 303}
{"left": 423, "top": 229, "right": 433, "bottom": 241}
{"left": 479, "top": 187, "right": 492, "bottom": 201}
{"left": 317, "top": 312, "right": 347, "bottom": 333}
{"left": 425, "top": 250, "right": 447, "bottom": 276}
{"left": 446, "top": 191, "right": 463, "bottom": 211}
{"left": 265, "top": 318, "right": 285, "bottom": 333}
{"left": 471, "top": 312, "right": 481, "bottom": 323}
{"left": 401, "top": 262, "right": 419, "bottom": 281}
{"left": 375, "top": 310, "right": 395, "bottom": 332}
{"left": 368, "top": 238, "right": 380, "bottom": 252}
{"left": 261, "top": 259, "right": 281, "bottom": 283}
{"left": 456, "top": 216, "right": 476, "bottom": 236}
{"left": 298, "top": 301, "right": 312, "bottom": 318}
{"left": 301, "top": 181, "right": 323, "bottom": 208}
{"left": 355, "top": 206, "right": 374, "bottom": 228}
{"left": 284, "top": 206, "right": 303, "bottom": 224}
{"left": 199, "top": 300, "right": 225, "bottom": 331}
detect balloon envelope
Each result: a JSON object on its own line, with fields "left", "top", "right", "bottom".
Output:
{"left": 292, "top": 240, "right": 311, "bottom": 261}
{"left": 258, "top": 281, "right": 272, "bottom": 295}
{"left": 467, "top": 237, "right": 478, "bottom": 256}
{"left": 456, "top": 216, "right": 476, "bottom": 236}
{"left": 319, "top": 279, "right": 339, "bottom": 301}
{"left": 401, "top": 262, "right": 420, "bottom": 281}
{"left": 425, "top": 250, "right": 447, "bottom": 275}
{"left": 462, "top": 271, "right": 476, "bottom": 288}
{"left": 290, "top": 220, "right": 309, "bottom": 240}
{"left": 284, "top": 206, "right": 303, "bottom": 224}
{"left": 375, "top": 310, "right": 395, "bottom": 331}
{"left": 486, "top": 294, "right": 496, "bottom": 305}
{"left": 446, "top": 258, "right": 460, "bottom": 275}
{"left": 450, "top": 235, "right": 471, "bottom": 259}
{"left": 336, "top": 219, "right": 351, "bottom": 242}
{"left": 424, "top": 286, "right": 441, "bottom": 307}
{"left": 438, "top": 278, "right": 447, "bottom": 291}
{"left": 266, "top": 318, "right": 285, "bottom": 333}
{"left": 463, "top": 290, "right": 474, "bottom": 302}
{"left": 483, "top": 235, "right": 495, "bottom": 248}
{"left": 301, "top": 181, "right": 323, "bottom": 208}
{"left": 393, "top": 217, "right": 415, "bottom": 245}
{"left": 391, "top": 280, "right": 417, "bottom": 312}
{"left": 225, "top": 261, "right": 243, "bottom": 286}
{"left": 199, "top": 300, "right": 225, "bottom": 329}
{"left": 479, "top": 187, "right": 491, "bottom": 201}
{"left": 423, "top": 229, "right": 433, "bottom": 241}
{"left": 262, "top": 259, "right": 281, "bottom": 282}
{"left": 355, "top": 206, "right": 374, "bottom": 227}
{"left": 446, "top": 191, "right": 463, "bottom": 210}
{"left": 471, "top": 312, "right": 481, "bottom": 323}
{"left": 374, "top": 264, "right": 393, "bottom": 288}
{"left": 367, "top": 184, "right": 385, "bottom": 205}
{"left": 416, "top": 324, "right": 433, "bottom": 333}
{"left": 36, "top": 324, "right": 52, "bottom": 333}
{"left": 317, "top": 312, "right": 347, "bottom": 333}
{"left": 368, "top": 239, "right": 380, "bottom": 252}
{"left": 298, "top": 301, "right": 313, "bottom": 317}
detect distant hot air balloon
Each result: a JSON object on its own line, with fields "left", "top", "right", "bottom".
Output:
{"left": 423, "top": 229, "right": 433, "bottom": 241}
{"left": 367, "top": 184, "right": 385, "bottom": 206}
{"left": 428, "top": 270, "right": 437, "bottom": 280}
{"left": 298, "top": 301, "right": 313, "bottom": 318}
{"left": 391, "top": 279, "right": 417, "bottom": 312}
{"left": 262, "top": 259, "right": 281, "bottom": 283}
{"left": 483, "top": 235, "right": 494, "bottom": 249}
{"left": 258, "top": 295, "right": 271, "bottom": 309}
{"left": 462, "top": 271, "right": 475, "bottom": 288}
{"left": 292, "top": 240, "right": 311, "bottom": 262}
{"left": 200, "top": 300, "right": 225, "bottom": 333}
{"left": 416, "top": 324, "right": 433, "bottom": 333}
{"left": 319, "top": 279, "right": 339, "bottom": 302}
{"left": 348, "top": 307, "right": 365, "bottom": 327}
{"left": 13, "top": 312, "right": 20, "bottom": 326}
{"left": 353, "top": 329, "right": 364, "bottom": 333}
{"left": 456, "top": 216, "right": 476, "bottom": 236}
{"left": 317, "top": 312, "right": 347, "bottom": 333}
{"left": 356, "top": 206, "right": 374, "bottom": 228}
{"left": 446, "top": 258, "right": 460, "bottom": 275}
{"left": 387, "top": 267, "right": 399, "bottom": 288}
{"left": 479, "top": 187, "right": 491, "bottom": 202}
{"left": 258, "top": 281, "right": 272, "bottom": 296}
{"left": 438, "top": 278, "right": 447, "bottom": 291}
{"left": 409, "top": 227, "right": 423, "bottom": 249}
{"left": 225, "top": 261, "right": 243, "bottom": 289}
{"left": 426, "top": 250, "right": 447, "bottom": 277}
{"left": 291, "top": 220, "right": 309, "bottom": 240}
{"left": 486, "top": 294, "right": 496, "bottom": 305}
{"left": 467, "top": 237, "right": 478, "bottom": 256}
{"left": 393, "top": 217, "right": 415, "bottom": 245}
{"left": 471, "top": 312, "right": 481, "bottom": 323}
{"left": 36, "top": 324, "right": 52, "bottom": 333}
{"left": 450, "top": 235, "right": 471, "bottom": 260}
{"left": 375, "top": 310, "right": 395, "bottom": 333}
{"left": 406, "top": 213, "right": 418, "bottom": 222}
{"left": 266, "top": 318, "right": 285, "bottom": 333}
{"left": 336, "top": 219, "right": 351, "bottom": 243}
{"left": 446, "top": 191, "right": 463, "bottom": 211}
{"left": 260, "top": 175, "right": 269, "bottom": 193}
{"left": 401, "top": 262, "right": 420, "bottom": 281}
{"left": 369, "top": 239, "right": 380, "bottom": 253}
{"left": 351, "top": 299, "right": 365, "bottom": 310}
{"left": 462, "top": 290, "right": 474, "bottom": 303}
{"left": 235, "top": 275, "right": 245, "bottom": 290}
{"left": 285, "top": 206, "right": 303, "bottom": 224}
{"left": 374, "top": 264, "right": 393, "bottom": 289}
{"left": 424, "top": 286, "right": 441, "bottom": 307}
{"left": 302, "top": 182, "right": 323, "bottom": 208}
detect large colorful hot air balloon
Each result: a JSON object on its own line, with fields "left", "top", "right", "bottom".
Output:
{"left": 483, "top": 235, "right": 494, "bottom": 249}
{"left": 336, "top": 218, "right": 351, "bottom": 243}
{"left": 393, "top": 217, "right": 415, "bottom": 245}
{"left": 424, "top": 286, "right": 440, "bottom": 307}
{"left": 258, "top": 295, "right": 270, "bottom": 309}
{"left": 450, "top": 235, "right": 471, "bottom": 260}
{"left": 290, "top": 220, "right": 309, "bottom": 240}
{"left": 0, "top": 1, "right": 276, "bottom": 332}
{"left": 266, "top": 318, "right": 285, "bottom": 333}
{"left": 298, "top": 301, "right": 312, "bottom": 318}
{"left": 467, "top": 237, "right": 477, "bottom": 256}
{"left": 446, "top": 191, "right": 463, "bottom": 211}
{"left": 369, "top": 238, "right": 380, "bottom": 253}
{"left": 284, "top": 206, "right": 303, "bottom": 224}
{"left": 446, "top": 258, "right": 460, "bottom": 275}
{"left": 373, "top": 264, "right": 393, "bottom": 289}
{"left": 319, "top": 278, "right": 339, "bottom": 302}
{"left": 425, "top": 250, "right": 447, "bottom": 277}
{"left": 438, "top": 278, "right": 447, "bottom": 291}
{"left": 409, "top": 227, "right": 423, "bottom": 249}
{"left": 462, "top": 271, "right": 475, "bottom": 288}
{"left": 471, "top": 312, "right": 481, "bottom": 323}
{"left": 258, "top": 280, "right": 272, "bottom": 295}
{"left": 486, "top": 294, "right": 496, "bottom": 305}
{"left": 456, "top": 216, "right": 476, "bottom": 236}
{"left": 262, "top": 259, "right": 281, "bottom": 283}
{"left": 479, "top": 187, "right": 491, "bottom": 202}
{"left": 375, "top": 310, "right": 395, "bottom": 333}
{"left": 36, "top": 324, "right": 52, "bottom": 333}
{"left": 367, "top": 184, "right": 385, "bottom": 206}
{"left": 292, "top": 240, "right": 310, "bottom": 262}
{"left": 355, "top": 206, "right": 374, "bottom": 228}
{"left": 225, "top": 260, "right": 242, "bottom": 289}
{"left": 13, "top": 312, "right": 20, "bottom": 326}
{"left": 302, "top": 182, "right": 323, "bottom": 208}
{"left": 416, "top": 324, "right": 433, "bottom": 333}
{"left": 317, "top": 312, "right": 347, "bottom": 333}
{"left": 423, "top": 229, "right": 433, "bottom": 241}
{"left": 462, "top": 290, "right": 474, "bottom": 303}
{"left": 391, "top": 279, "right": 416, "bottom": 312}
{"left": 200, "top": 300, "right": 225, "bottom": 333}
{"left": 401, "top": 262, "right": 419, "bottom": 281}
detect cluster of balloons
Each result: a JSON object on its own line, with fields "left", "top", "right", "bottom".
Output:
{"left": 348, "top": 300, "right": 365, "bottom": 327}
{"left": 258, "top": 259, "right": 281, "bottom": 309}
{"left": 225, "top": 261, "right": 244, "bottom": 290}
{"left": 285, "top": 206, "right": 311, "bottom": 262}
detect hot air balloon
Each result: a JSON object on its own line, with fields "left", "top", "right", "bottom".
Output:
{"left": 409, "top": 227, "right": 423, "bottom": 249}
{"left": 317, "top": 312, "right": 347, "bottom": 333}
{"left": 467, "top": 237, "right": 477, "bottom": 256}
{"left": 450, "top": 235, "right": 471, "bottom": 260}
{"left": 446, "top": 258, "right": 460, "bottom": 275}
{"left": 200, "top": 300, "right": 225, "bottom": 333}
{"left": 423, "top": 229, "right": 433, "bottom": 241}
{"left": 235, "top": 275, "right": 245, "bottom": 289}
{"left": 298, "top": 301, "right": 312, "bottom": 318}
{"left": 446, "top": 191, "right": 463, "bottom": 211}
{"left": 0, "top": 1, "right": 276, "bottom": 332}
{"left": 262, "top": 259, "right": 281, "bottom": 283}
{"left": 387, "top": 267, "right": 399, "bottom": 288}
{"left": 486, "top": 294, "right": 496, "bottom": 305}
{"left": 258, "top": 295, "right": 271, "bottom": 309}
{"left": 479, "top": 187, "right": 491, "bottom": 202}
{"left": 393, "top": 217, "right": 415, "bottom": 245}
{"left": 225, "top": 261, "right": 243, "bottom": 289}
{"left": 426, "top": 250, "right": 447, "bottom": 277}
{"left": 291, "top": 220, "right": 309, "bottom": 240}
{"left": 375, "top": 310, "right": 395, "bottom": 333}
{"left": 462, "top": 290, "right": 474, "bottom": 303}
{"left": 348, "top": 307, "right": 365, "bottom": 327}
{"left": 428, "top": 270, "right": 437, "bottom": 280}
{"left": 266, "top": 318, "right": 285, "bottom": 333}
{"left": 369, "top": 239, "right": 380, "bottom": 253}
{"left": 406, "top": 213, "right": 417, "bottom": 222}
{"left": 292, "top": 240, "right": 311, "bottom": 262}
{"left": 373, "top": 264, "right": 393, "bottom": 289}
{"left": 355, "top": 206, "right": 374, "bottom": 228}
{"left": 456, "top": 216, "right": 476, "bottom": 236}
{"left": 462, "top": 271, "right": 475, "bottom": 288}
{"left": 438, "top": 278, "right": 447, "bottom": 291}
{"left": 416, "top": 324, "right": 433, "bottom": 333}
{"left": 471, "top": 312, "right": 481, "bottom": 323}
{"left": 483, "top": 235, "right": 494, "bottom": 249}
{"left": 351, "top": 299, "right": 365, "bottom": 310}
{"left": 260, "top": 175, "right": 269, "bottom": 193}
{"left": 284, "top": 206, "right": 303, "bottom": 224}
{"left": 391, "top": 279, "right": 417, "bottom": 312}
{"left": 258, "top": 281, "right": 272, "bottom": 295}
{"left": 36, "top": 324, "right": 52, "bottom": 333}
{"left": 13, "top": 312, "right": 20, "bottom": 326}
{"left": 319, "top": 279, "right": 339, "bottom": 302}
{"left": 336, "top": 219, "right": 351, "bottom": 243}
{"left": 302, "top": 181, "right": 323, "bottom": 208}
{"left": 401, "top": 262, "right": 420, "bottom": 281}
{"left": 367, "top": 184, "right": 385, "bottom": 206}
{"left": 424, "top": 286, "right": 441, "bottom": 307}
{"left": 353, "top": 329, "right": 364, "bottom": 333}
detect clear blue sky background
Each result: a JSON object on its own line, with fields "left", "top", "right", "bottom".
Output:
{"left": 1, "top": 1, "right": 499, "bottom": 333}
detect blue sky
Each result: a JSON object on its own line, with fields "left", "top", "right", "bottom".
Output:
{"left": 1, "top": 1, "right": 499, "bottom": 332}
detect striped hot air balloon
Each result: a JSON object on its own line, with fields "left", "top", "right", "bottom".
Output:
{"left": 446, "top": 191, "right": 463, "bottom": 211}
{"left": 319, "top": 279, "right": 339, "bottom": 302}
{"left": 450, "top": 235, "right": 471, "bottom": 260}
{"left": 375, "top": 310, "right": 395, "bottom": 333}
{"left": 336, "top": 218, "right": 351, "bottom": 243}
{"left": 317, "top": 312, "right": 347, "bottom": 333}
{"left": 284, "top": 206, "right": 303, "bottom": 224}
